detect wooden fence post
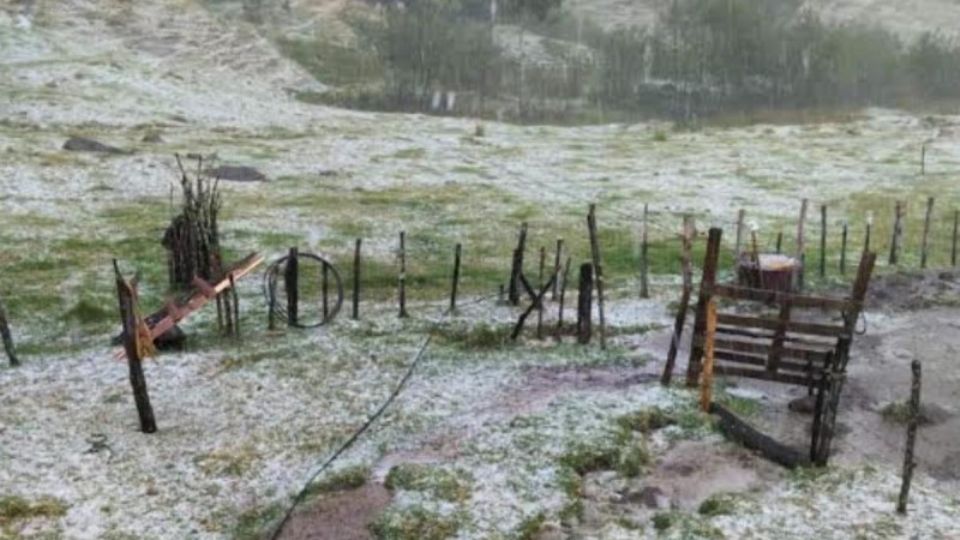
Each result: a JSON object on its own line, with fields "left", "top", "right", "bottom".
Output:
{"left": 113, "top": 260, "right": 157, "bottom": 434}
{"left": 662, "top": 216, "right": 694, "bottom": 386}
{"left": 796, "top": 199, "right": 808, "bottom": 290}
{"left": 735, "top": 209, "right": 745, "bottom": 256}
{"left": 450, "top": 243, "right": 461, "bottom": 313}
{"left": 640, "top": 203, "right": 650, "bottom": 298}
{"left": 230, "top": 274, "right": 240, "bottom": 338}
{"left": 552, "top": 239, "right": 563, "bottom": 301}
{"left": 699, "top": 299, "right": 717, "bottom": 412}
{"left": 686, "top": 228, "right": 722, "bottom": 387}
{"left": 399, "top": 231, "right": 408, "bottom": 318}
{"left": 820, "top": 204, "right": 827, "bottom": 278}
{"left": 0, "top": 299, "right": 19, "bottom": 367}
{"left": 352, "top": 238, "right": 361, "bottom": 320}
{"left": 953, "top": 210, "right": 959, "bottom": 267}
{"left": 890, "top": 201, "right": 904, "bottom": 265}
{"left": 840, "top": 221, "right": 848, "bottom": 275}
{"left": 509, "top": 222, "right": 528, "bottom": 306}
{"left": 537, "top": 246, "right": 545, "bottom": 338}
{"left": 557, "top": 256, "right": 571, "bottom": 335}
{"left": 776, "top": 231, "right": 783, "bottom": 254}
{"left": 897, "top": 359, "right": 922, "bottom": 514}
{"left": 865, "top": 211, "right": 873, "bottom": 254}
{"left": 576, "top": 263, "right": 593, "bottom": 345}
{"left": 921, "top": 197, "right": 934, "bottom": 269}
{"left": 587, "top": 204, "right": 607, "bottom": 349}
{"left": 285, "top": 246, "right": 298, "bottom": 326}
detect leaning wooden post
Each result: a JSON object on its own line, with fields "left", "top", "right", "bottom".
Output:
{"left": 557, "top": 256, "right": 571, "bottom": 335}
{"left": 0, "top": 298, "right": 19, "bottom": 367}
{"left": 698, "top": 299, "right": 717, "bottom": 412}
{"left": 639, "top": 203, "right": 650, "bottom": 298}
{"left": 508, "top": 222, "right": 528, "bottom": 305}
{"left": 398, "top": 231, "right": 408, "bottom": 318}
{"left": 450, "top": 243, "right": 462, "bottom": 313}
{"left": 840, "top": 220, "right": 848, "bottom": 275}
{"left": 551, "top": 239, "right": 563, "bottom": 301}
{"left": 734, "top": 209, "right": 745, "bottom": 256}
{"left": 267, "top": 278, "right": 277, "bottom": 331}
{"left": 587, "top": 204, "right": 607, "bottom": 349}
{"left": 775, "top": 231, "right": 783, "bottom": 254}
{"left": 921, "top": 197, "right": 934, "bottom": 269}
{"left": 230, "top": 274, "right": 240, "bottom": 338}
{"left": 576, "top": 263, "right": 593, "bottom": 345}
{"left": 662, "top": 216, "right": 694, "bottom": 386}
{"left": 113, "top": 260, "right": 157, "bottom": 434}
{"left": 285, "top": 246, "right": 299, "bottom": 326}
{"left": 865, "top": 211, "right": 873, "bottom": 254}
{"left": 352, "top": 238, "right": 362, "bottom": 320}
{"left": 897, "top": 359, "right": 922, "bottom": 515}
{"left": 819, "top": 204, "right": 827, "bottom": 278}
{"left": 796, "top": 199, "right": 808, "bottom": 290}
{"left": 537, "top": 246, "right": 545, "bottom": 339}
{"left": 890, "top": 201, "right": 904, "bottom": 265}
{"left": 686, "top": 228, "right": 722, "bottom": 387}
{"left": 953, "top": 210, "right": 959, "bottom": 267}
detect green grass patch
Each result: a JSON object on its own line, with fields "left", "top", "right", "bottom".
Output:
{"left": 384, "top": 463, "right": 473, "bottom": 503}
{"left": 0, "top": 495, "right": 68, "bottom": 526}
{"left": 370, "top": 505, "right": 463, "bottom": 540}
{"left": 305, "top": 465, "right": 369, "bottom": 498}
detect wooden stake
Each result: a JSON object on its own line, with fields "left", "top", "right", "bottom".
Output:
{"left": 576, "top": 263, "right": 593, "bottom": 345}
{"left": 352, "top": 238, "right": 362, "bottom": 320}
{"left": 285, "top": 247, "right": 298, "bottom": 326}
{"left": 640, "top": 203, "right": 650, "bottom": 299}
{"left": 557, "top": 256, "right": 571, "bottom": 334}
{"left": 113, "top": 260, "right": 157, "bottom": 434}
{"left": 776, "top": 231, "right": 783, "bottom": 254}
{"left": 267, "top": 278, "right": 276, "bottom": 331}
{"left": 953, "top": 210, "right": 959, "bottom": 267}
{"left": 796, "top": 199, "right": 808, "bottom": 289}
{"left": 840, "top": 221, "right": 848, "bottom": 275}
{"left": 587, "top": 204, "right": 607, "bottom": 349}
{"left": 820, "top": 204, "right": 827, "bottom": 278}
{"left": 552, "top": 239, "right": 563, "bottom": 301}
{"left": 537, "top": 246, "right": 545, "bottom": 339}
{"left": 897, "top": 359, "right": 922, "bottom": 514}
{"left": 686, "top": 228, "right": 722, "bottom": 387}
{"left": 230, "top": 274, "right": 240, "bottom": 338}
{"left": 735, "top": 208, "right": 745, "bottom": 256}
{"left": 0, "top": 298, "right": 19, "bottom": 367}
{"left": 508, "top": 222, "right": 528, "bottom": 305}
{"left": 921, "top": 197, "right": 934, "bottom": 269}
{"left": 699, "top": 299, "right": 717, "bottom": 412}
{"left": 398, "top": 231, "right": 408, "bottom": 318}
{"left": 450, "top": 243, "right": 462, "bottom": 313}
{"left": 890, "top": 201, "right": 904, "bottom": 265}
{"left": 662, "top": 216, "right": 694, "bottom": 386}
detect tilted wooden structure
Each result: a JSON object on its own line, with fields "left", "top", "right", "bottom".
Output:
{"left": 687, "top": 228, "right": 876, "bottom": 465}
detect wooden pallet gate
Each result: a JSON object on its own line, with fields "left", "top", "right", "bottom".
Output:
{"left": 685, "top": 228, "right": 876, "bottom": 465}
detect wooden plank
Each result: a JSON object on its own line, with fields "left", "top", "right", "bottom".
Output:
{"left": 713, "top": 350, "right": 825, "bottom": 375}
{"left": 714, "top": 325, "right": 836, "bottom": 348}
{"left": 710, "top": 284, "right": 856, "bottom": 311}
{"left": 714, "top": 364, "right": 822, "bottom": 386}
{"left": 698, "top": 336, "right": 832, "bottom": 362}
{"left": 716, "top": 313, "right": 847, "bottom": 339}
{"left": 711, "top": 403, "right": 810, "bottom": 468}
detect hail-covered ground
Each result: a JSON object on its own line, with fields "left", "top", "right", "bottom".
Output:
{"left": 1, "top": 2, "right": 959, "bottom": 539}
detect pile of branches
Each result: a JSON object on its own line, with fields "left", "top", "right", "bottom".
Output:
{"left": 163, "top": 155, "right": 223, "bottom": 288}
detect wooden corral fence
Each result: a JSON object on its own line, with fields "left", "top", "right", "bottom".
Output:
{"left": 683, "top": 227, "right": 877, "bottom": 465}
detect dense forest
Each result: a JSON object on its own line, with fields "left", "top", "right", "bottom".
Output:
{"left": 282, "top": 0, "right": 960, "bottom": 123}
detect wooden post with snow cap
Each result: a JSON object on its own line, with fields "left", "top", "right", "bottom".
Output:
{"left": 113, "top": 260, "right": 157, "bottom": 434}
{"left": 587, "top": 204, "right": 607, "bottom": 349}
{"left": 508, "top": 222, "right": 528, "bottom": 306}
{"left": 865, "top": 211, "right": 874, "bottom": 254}
{"left": 398, "top": 231, "right": 408, "bottom": 318}
{"left": 897, "top": 359, "right": 922, "bottom": 514}
{"left": 557, "top": 256, "right": 571, "bottom": 336}
{"left": 285, "top": 246, "right": 298, "bottom": 327}
{"left": 921, "top": 197, "right": 934, "bottom": 269}
{"left": 890, "top": 201, "right": 904, "bottom": 265}
{"left": 953, "top": 210, "right": 959, "bottom": 267}
{"left": 0, "top": 298, "right": 19, "bottom": 367}
{"left": 450, "top": 243, "right": 462, "bottom": 313}
{"left": 640, "top": 203, "right": 650, "bottom": 298}
{"left": 662, "top": 215, "right": 694, "bottom": 386}
{"left": 352, "top": 239, "right": 362, "bottom": 320}
{"left": 820, "top": 204, "right": 827, "bottom": 278}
